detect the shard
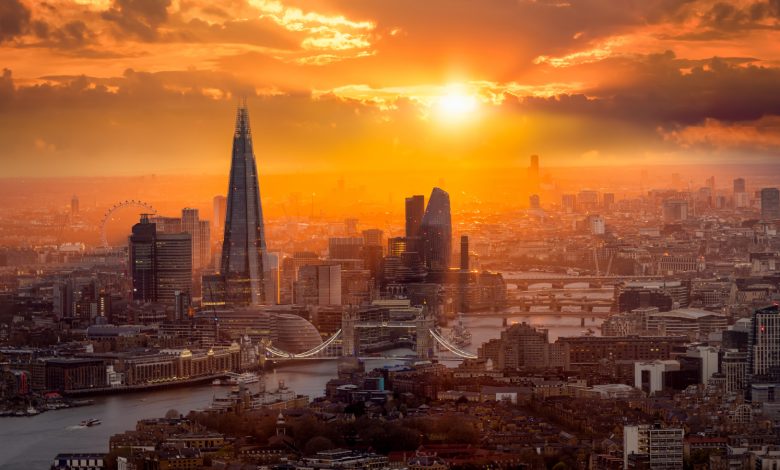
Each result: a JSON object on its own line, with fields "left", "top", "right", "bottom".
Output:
{"left": 220, "top": 104, "right": 266, "bottom": 305}
{"left": 420, "top": 187, "right": 452, "bottom": 271}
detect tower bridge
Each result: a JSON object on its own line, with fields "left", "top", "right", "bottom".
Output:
{"left": 262, "top": 308, "right": 477, "bottom": 361}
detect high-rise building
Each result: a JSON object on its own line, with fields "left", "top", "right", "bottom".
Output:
{"left": 561, "top": 194, "right": 576, "bottom": 213}
{"left": 220, "top": 104, "right": 267, "bottom": 305}
{"left": 761, "top": 188, "right": 780, "bottom": 220}
{"left": 361, "top": 229, "right": 383, "bottom": 248}
{"left": 623, "top": 424, "right": 684, "bottom": 469}
{"left": 663, "top": 199, "right": 688, "bottom": 223}
{"left": 70, "top": 195, "right": 79, "bottom": 217}
{"left": 295, "top": 264, "right": 341, "bottom": 306}
{"left": 603, "top": 193, "right": 615, "bottom": 211}
{"left": 329, "top": 237, "right": 364, "bottom": 260}
{"left": 734, "top": 178, "right": 748, "bottom": 208}
{"left": 405, "top": 195, "right": 425, "bottom": 238}
{"left": 529, "top": 194, "right": 540, "bottom": 210}
{"left": 129, "top": 215, "right": 192, "bottom": 305}
{"left": 528, "top": 154, "right": 540, "bottom": 191}
{"left": 420, "top": 187, "right": 452, "bottom": 270}
{"left": 460, "top": 235, "right": 469, "bottom": 271}
{"left": 181, "top": 208, "right": 211, "bottom": 270}
{"left": 212, "top": 195, "right": 227, "bottom": 232}
{"left": 577, "top": 190, "right": 599, "bottom": 212}
{"left": 387, "top": 237, "right": 407, "bottom": 257}
{"left": 748, "top": 304, "right": 780, "bottom": 385}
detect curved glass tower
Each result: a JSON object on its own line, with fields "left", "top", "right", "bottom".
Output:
{"left": 220, "top": 104, "right": 266, "bottom": 305}
{"left": 420, "top": 187, "right": 452, "bottom": 270}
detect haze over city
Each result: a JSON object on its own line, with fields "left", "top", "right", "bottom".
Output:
{"left": 3, "top": 2, "right": 780, "bottom": 470}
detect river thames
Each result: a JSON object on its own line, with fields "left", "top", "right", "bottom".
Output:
{"left": 0, "top": 314, "right": 602, "bottom": 469}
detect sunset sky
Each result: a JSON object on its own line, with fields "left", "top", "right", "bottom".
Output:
{"left": 1, "top": 0, "right": 780, "bottom": 177}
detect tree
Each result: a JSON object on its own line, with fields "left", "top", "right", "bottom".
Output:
{"left": 304, "top": 436, "right": 335, "bottom": 456}
{"left": 165, "top": 409, "right": 180, "bottom": 419}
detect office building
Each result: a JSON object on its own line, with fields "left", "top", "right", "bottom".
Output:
{"left": 70, "top": 194, "right": 79, "bottom": 217}
{"left": 761, "top": 188, "right": 780, "bottom": 220}
{"left": 624, "top": 424, "right": 684, "bottom": 470}
{"left": 361, "top": 229, "right": 383, "bottom": 248}
{"left": 294, "top": 264, "right": 342, "bottom": 306}
{"left": 181, "top": 208, "right": 211, "bottom": 270}
{"left": 130, "top": 216, "right": 193, "bottom": 306}
{"left": 213, "top": 195, "right": 227, "bottom": 232}
{"left": 663, "top": 199, "right": 688, "bottom": 223}
{"left": 748, "top": 304, "right": 780, "bottom": 384}
{"left": 460, "top": 235, "right": 469, "bottom": 271}
{"left": 329, "top": 237, "right": 364, "bottom": 260}
{"left": 529, "top": 194, "right": 540, "bottom": 210}
{"left": 603, "top": 192, "right": 615, "bottom": 211}
{"left": 419, "top": 187, "right": 452, "bottom": 270}
{"left": 220, "top": 104, "right": 267, "bottom": 305}
{"left": 561, "top": 194, "right": 576, "bottom": 213}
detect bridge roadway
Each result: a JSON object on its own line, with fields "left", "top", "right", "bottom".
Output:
{"left": 463, "top": 309, "right": 612, "bottom": 318}
{"left": 509, "top": 275, "right": 666, "bottom": 290}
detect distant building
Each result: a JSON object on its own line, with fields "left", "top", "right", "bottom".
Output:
{"left": 529, "top": 194, "right": 540, "bottom": 209}
{"left": 761, "top": 188, "right": 780, "bottom": 220}
{"left": 70, "top": 194, "right": 79, "bottom": 217}
{"left": 294, "top": 264, "right": 342, "bottom": 306}
{"left": 663, "top": 199, "right": 688, "bottom": 223}
{"left": 212, "top": 195, "right": 227, "bottom": 232}
{"left": 478, "top": 323, "right": 550, "bottom": 370}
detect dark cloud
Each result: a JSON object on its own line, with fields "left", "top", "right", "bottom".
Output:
{"left": 0, "top": 0, "right": 31, "bottom": 42}
{"left": 102, "top": 0, "right": 172, "bottom": 41}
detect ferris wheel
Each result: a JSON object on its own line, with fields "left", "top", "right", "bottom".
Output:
{"left": 99, "top": 199, "right": 157, "bottom": 247}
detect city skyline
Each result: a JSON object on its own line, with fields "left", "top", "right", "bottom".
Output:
{"left": 1, "top": 1, "right": 780, "bottom": 178}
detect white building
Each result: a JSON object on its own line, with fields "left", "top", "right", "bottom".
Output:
{"left": 624, "top": 424, "right": 684, "bottom": 469}
{"left": 635, "top": 360, "right": 680, "bottom": 395}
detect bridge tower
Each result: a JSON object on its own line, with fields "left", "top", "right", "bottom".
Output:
{"left": 415, "top": 307, "right": 435, "bottom": 359}
{"left": 341, "top": 306, "right": 357, "bottom": 356}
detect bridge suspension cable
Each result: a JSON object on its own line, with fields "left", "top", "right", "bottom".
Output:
{"left": 264, "top": 329, "right": 342, "bottom": 358}
{"left": 428, "top": 328, "right": 477, "bottom": 359}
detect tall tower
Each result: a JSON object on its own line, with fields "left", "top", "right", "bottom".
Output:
{"left": 420, "top": 187, "right": 452, "bottom": 270}
{"left": 220, "top": 104, "right": 267, "bottom": 305}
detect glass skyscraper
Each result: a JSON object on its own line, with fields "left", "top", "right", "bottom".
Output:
{"left": 420, "top": 187, "right": 452, "bottom": 271}
{"left": 220, "top": 104, "right": 267, "bottom": 305}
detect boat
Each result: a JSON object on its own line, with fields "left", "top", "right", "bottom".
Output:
{"left": 26, "top": 406, "right": 39, "bottom": 416}
{"left": 220, "top": 372, "right": 261, "bottom": 386}
{"left": 446, "top": 314, "right": 473, "bottom": 348}
{"left": 212, "top": 379, "right": 223, "bottom": 386}
{"left": 80, "top": 418, "right": 101, "bottom": 427}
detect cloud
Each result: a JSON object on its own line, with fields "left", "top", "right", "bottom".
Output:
{"left": 0, "top": 0, "right": 31, "bottom": 42}
{"left": 102, "top": 0, "right": 172, "bottom": 40}
{"left": 663, "top": 116, "right": 780, "bottom": 151}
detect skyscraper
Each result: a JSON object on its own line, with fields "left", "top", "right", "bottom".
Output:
{"left": 70, "top": 195, "right": 79, "bottom": 217}
{"left": 405, "top": 195, "right": 425, "bottom": 238}
{"left": 213, "top": 195, "right": 227, "bottom": 232}
{"left": 748, "top": 304, "right": 780, "bottom": 385}
{"left": 734, "top": 178, "right": 748, "bottom": 208}
{"left": 220, "top": 104, "right": 267, "bottom": 305}
{"left": 761, "top": 188, "right": 780, "bottom": 221}
{"left": 420, "top": 187, "right": 452, "bottom": 270}
{"left": 129, "top": 214, "right": 192, "bottom": 305}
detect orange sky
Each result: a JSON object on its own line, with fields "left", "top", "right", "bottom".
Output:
{"left": 1, "top": 0, "right": 780, "bottom": 177}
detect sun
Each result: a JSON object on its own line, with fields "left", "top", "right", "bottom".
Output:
{"left": 435, "top": 87, "right": 479, "bottom": 122}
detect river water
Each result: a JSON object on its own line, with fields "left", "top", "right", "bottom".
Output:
{"left": 0, "top": 314, "right": 602, "bottom": 469}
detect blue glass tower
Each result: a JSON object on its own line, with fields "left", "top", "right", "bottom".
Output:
{"left": 220, "top": 104, "right": 266, "bottom": 305}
